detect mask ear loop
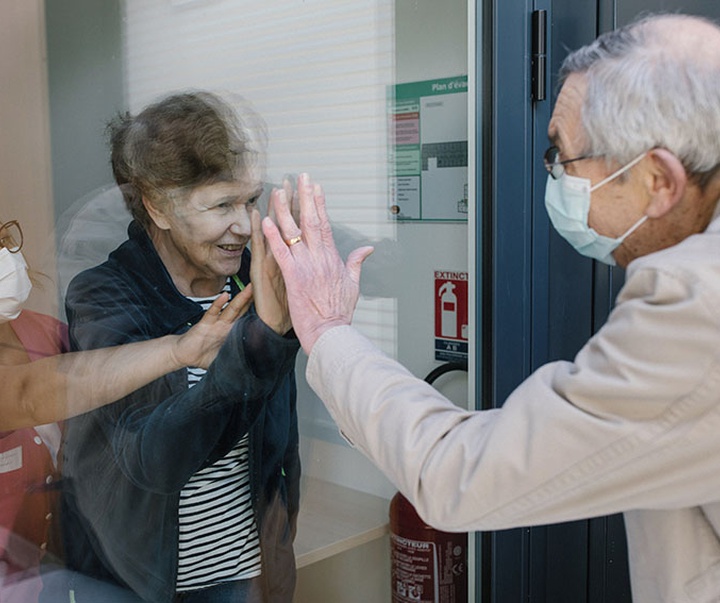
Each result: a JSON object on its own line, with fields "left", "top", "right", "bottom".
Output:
{"left": 618, "top": 214, "right": 648, "bottom": 242}
{"left": 590, "top": 152, "right": 647, "bottom": 192}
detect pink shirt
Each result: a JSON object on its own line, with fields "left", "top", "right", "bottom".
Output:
{"left": 0, "top": 311, "right": 68, "bottom": 600}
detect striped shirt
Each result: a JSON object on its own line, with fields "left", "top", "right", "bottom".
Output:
{"left": 176, "top": 281, "right": 262, "bottom": 592}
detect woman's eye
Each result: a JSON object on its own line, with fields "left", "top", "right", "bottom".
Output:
{"left": 247, "top": 196, "right": 258, "bottom": 207}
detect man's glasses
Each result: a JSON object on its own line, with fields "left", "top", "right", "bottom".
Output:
{"left": 543, "top": 146, "right": 591, "bottom": 180}
{"left": 0, "top": 221, "right": 23, "bottom": 253}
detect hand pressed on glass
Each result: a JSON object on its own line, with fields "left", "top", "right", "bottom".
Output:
{"left": 262, "top": 173, "right": 374, "bottom": 354}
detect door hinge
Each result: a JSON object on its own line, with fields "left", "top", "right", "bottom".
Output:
{"left": 531, "top": 9, "right": 547, "bottom": 101}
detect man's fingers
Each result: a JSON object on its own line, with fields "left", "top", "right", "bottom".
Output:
{"left": 312, "top": 183, "right": 337, "bottom": 248}
{"left": 291, "top": 189, "right": 300, "bottom": 225}
{"left": 282, "top": 177, "right": 301, "bottom": 225}
{"left": 271, "top": 188, "right": 302, "bottom": 242}
{"left": 346, "top": 246, "right": 375, "bottom": 284}
{"left": 296, "top": 173, "right": 323, "bottom": 247}
{"left": 297, "top": 173, "right": 317, "bottom": 222}
{"left": 314, "top": 183, "right": 329, "bottom": 223}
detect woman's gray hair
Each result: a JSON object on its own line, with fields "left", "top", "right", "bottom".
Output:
{"left": 560, "top": 13, "right": 720, "bottom": 180}
{"left": 108, "top": 91, "right": 267, "bottom": 229}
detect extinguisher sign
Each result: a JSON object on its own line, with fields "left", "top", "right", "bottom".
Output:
{"left": 434, "top": 271, "right": 468, "bottom": 362}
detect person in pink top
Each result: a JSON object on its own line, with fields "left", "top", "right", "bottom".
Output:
{"left": 0, "top": 302, "right": 69, "bottom": 601}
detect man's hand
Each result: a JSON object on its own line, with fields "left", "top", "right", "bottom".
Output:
{"left": 173, "top": 287, "right": 253, "bottom": 369}
{"left": 262, "top": 173, "right": 374, "bottom": 354}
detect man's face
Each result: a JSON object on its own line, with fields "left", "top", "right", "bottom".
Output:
{"left": 547, "top": 73, "right": 650, "bottom": 266}
{"left": 153, "top": 179, "right": 261, "bottom": 296}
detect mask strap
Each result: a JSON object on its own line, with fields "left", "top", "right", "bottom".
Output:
{"left": 619, "top": 214, "right": 648, "bottom": 242}
{"left": 590, "top": 152, "right": 647, "bottom": 192}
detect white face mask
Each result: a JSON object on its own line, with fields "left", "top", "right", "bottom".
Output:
{"left": 0, "top": 248, "right": 32, "bottom": 322}
{"left": 544, "top": 153, "right": 648, "bottom": 265}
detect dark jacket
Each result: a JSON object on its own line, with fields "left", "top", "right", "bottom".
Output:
{"left": 60, "top": 221, "right": 300, "bottom": 603}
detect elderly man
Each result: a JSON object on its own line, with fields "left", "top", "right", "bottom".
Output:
{"left": 264, "top": 13, "right": 720, "bottom": 603}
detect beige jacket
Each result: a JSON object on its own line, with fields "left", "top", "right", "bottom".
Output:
{"left": 307, "top": 216, "right": 720, "bottom": 603}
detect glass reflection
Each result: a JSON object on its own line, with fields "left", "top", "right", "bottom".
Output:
{"left": 1, "top": 1, "right": 469, "bottom": 601}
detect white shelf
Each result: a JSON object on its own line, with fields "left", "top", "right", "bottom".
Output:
{"left": 295, "top": 477, "right": 390, "bottom": 568}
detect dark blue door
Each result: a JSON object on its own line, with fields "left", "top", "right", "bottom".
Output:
{"left": 480, "top": 0, "right": 720, "bottom": 601}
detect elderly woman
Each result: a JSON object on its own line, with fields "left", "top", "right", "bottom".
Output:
{"left": 61, "top": 92, "right": 300, "bottom": 603}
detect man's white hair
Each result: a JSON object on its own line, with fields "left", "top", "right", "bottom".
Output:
{"left": 560, "top": 13, "right": 720, "bottom": 179}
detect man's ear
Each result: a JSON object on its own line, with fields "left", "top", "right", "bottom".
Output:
{"left": 142, "top": 196, "right": 171, "bottom": 230}
{"left": 644, "top": 148, "right": 687, "bottom": 218}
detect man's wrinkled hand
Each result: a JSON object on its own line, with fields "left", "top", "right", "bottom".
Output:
{"left": 262, "top": 173, "right": 373, "bottom": 354}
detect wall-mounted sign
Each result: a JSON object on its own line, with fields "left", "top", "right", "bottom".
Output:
{"left": 434, "top": 270, "right": 468, "bottom": 362}
{"left": 390, "top": 76, "right": 468, "bottom": 222}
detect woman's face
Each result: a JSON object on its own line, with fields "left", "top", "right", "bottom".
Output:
{"left": 149, "top": 179, "right": 262, "bottom": 296}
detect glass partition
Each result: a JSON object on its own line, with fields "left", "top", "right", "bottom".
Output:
{"left": 2, "top": 1, "right": 473, "bottom": 601}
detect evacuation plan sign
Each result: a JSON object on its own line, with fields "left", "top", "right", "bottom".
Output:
{"left": 390, "top": 76, "right": 468, "bottom": 222}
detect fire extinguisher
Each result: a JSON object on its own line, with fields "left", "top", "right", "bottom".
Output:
{"left": 389, "top": 362, "right": 469, "bottom": 603}
{"left": 439, "top": 282, "right": 458, "bottom": 339}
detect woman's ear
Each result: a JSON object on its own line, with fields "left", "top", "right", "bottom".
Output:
{"left": 644, "top": 148, "right": 687, "bottom": 218}
{"left": 142, "top": 196, "right": 171, "bottom": 230}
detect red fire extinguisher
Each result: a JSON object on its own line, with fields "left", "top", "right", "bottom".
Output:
{"left": 389, "top": 363, "right": 469, "bottom": 603}
{"left": 390, "top": 492, "right": 468, "bottom": 603}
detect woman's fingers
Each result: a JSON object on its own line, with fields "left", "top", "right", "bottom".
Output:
{"left": 250, "top": 208, "right": 266, "bottom": 257}
{"left": 222, "top": 283, "right": 253, "bottom": 321}
{"left": 201, "top": 288, "right": 252, "bottom": 324}
{"left": 204, "top": 292, "right": 230, "bottom": 317}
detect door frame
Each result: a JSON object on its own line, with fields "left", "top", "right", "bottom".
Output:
{"left": 476, "top": 0, "right": 632, "bottom": 600}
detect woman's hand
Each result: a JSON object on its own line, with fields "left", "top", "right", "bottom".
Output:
{"left": 172, "top": 287, "right": 253, "bottom": 369}
{"left": 249, "top": 203, "right": 293, "bottom": 335}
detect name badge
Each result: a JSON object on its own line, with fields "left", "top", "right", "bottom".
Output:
{"left": 0, "top": 446, "right": 22, "bottom": 473}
